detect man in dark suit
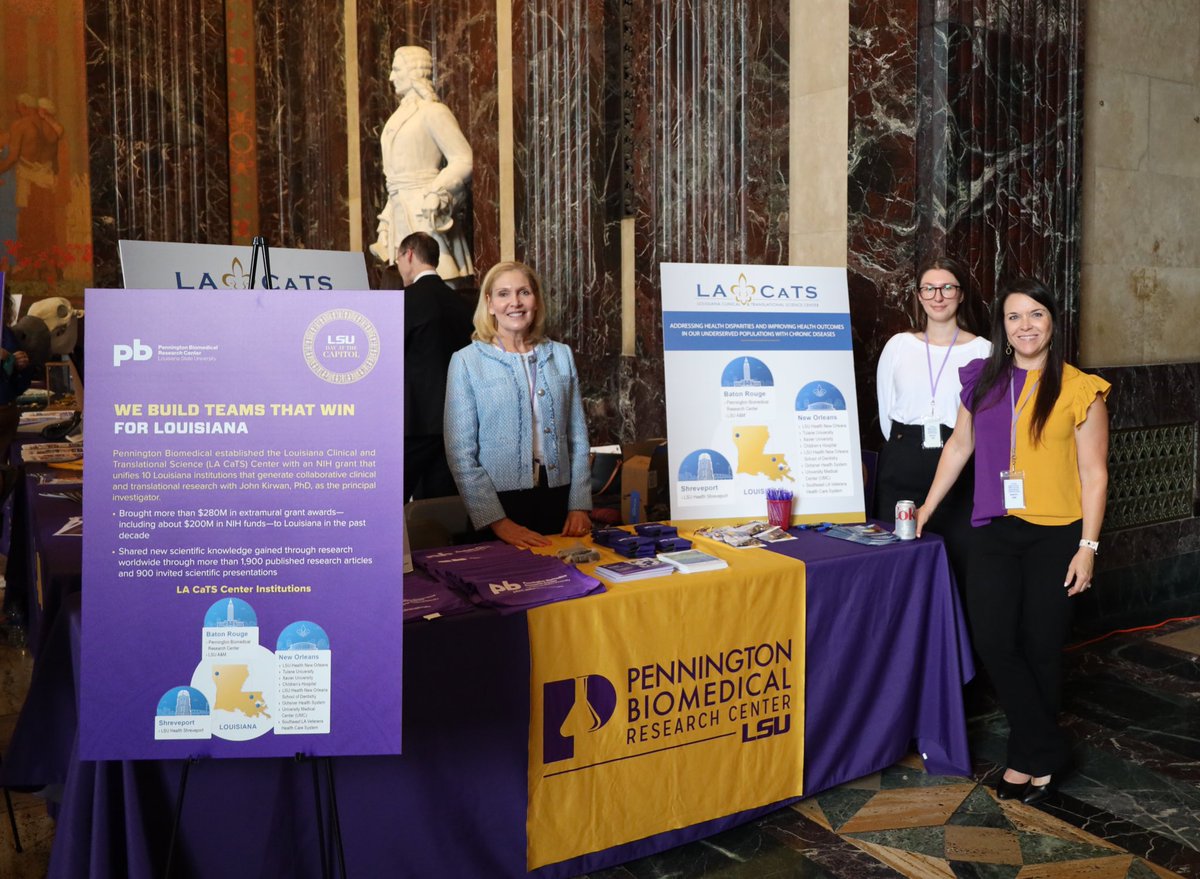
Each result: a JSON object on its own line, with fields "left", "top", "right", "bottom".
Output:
{"left": 400, "top": 231, "right": 474, "bottom": 500}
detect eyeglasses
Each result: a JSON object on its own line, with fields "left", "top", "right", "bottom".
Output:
{"left": 917, "top": 283, "right": 961, "bottom": 300}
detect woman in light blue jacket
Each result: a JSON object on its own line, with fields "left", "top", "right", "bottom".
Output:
{"left": 444, "top": 261, "right": 593, "bottom": 547}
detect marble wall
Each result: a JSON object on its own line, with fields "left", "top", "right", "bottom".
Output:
{"left": 620, "top": 0, "right": 791, "bottom": 441}
{"left": 1075, "top": 2, "right": 1200, "bottom": 627}
{"left": 511, "top": 0, "right": 619, "bottom": 434}
{"left": 789, "top": 0, "right": 849, "bottom": 267}
{"left": 848, "top": 0, "right": 1086, "bottom": 443}
{"left": 86, "top": 0, "right": 231, "bottom": 288}
{"left": 1081, "top": 0, "right": 1200, "bottom": 368}
{"left": 253, "top": 0, "right": 350, "bottom": 250}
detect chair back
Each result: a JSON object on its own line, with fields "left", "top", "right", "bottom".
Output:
{"left": 404, "top": 495, "right": 472, "bottom": 550}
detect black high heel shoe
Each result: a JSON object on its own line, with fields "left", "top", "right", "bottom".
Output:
{"left": 1021, "top": 776, "right": 1055, "bottom": 804}
{"left": 995, "top": 776, "right": 1030, "bottom": 800}
{"left": 1022, "top": 760, "right": 1073, "bottom": 805}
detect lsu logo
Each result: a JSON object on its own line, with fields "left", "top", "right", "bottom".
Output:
{"left": 741, "top": 714, "right": 791, "bottom": 742}
{"left": 542, "top": 674, "right": 617, "bottom": 763}
{"left": 113, "top": 339, "right": 152, "bottom": 367}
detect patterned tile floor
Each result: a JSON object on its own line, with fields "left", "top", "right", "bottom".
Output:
{"left": 1, "top": 590, "right": 1197, "bottom": 878}
{"left": 582, "top": 616, "right": 1200, "bottom": 879}
{"left": 0, "top": 585, "right": 53, "bottom": 879}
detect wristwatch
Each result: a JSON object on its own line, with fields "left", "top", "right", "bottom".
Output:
{"left": 1078, "top": 538, "right": 1099, "bottom": 554}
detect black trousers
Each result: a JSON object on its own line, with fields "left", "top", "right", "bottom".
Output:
{"left": 404, "top": 434, "right": 459, "bottom": 502}
{"left": 873, "top": 422, "right": 974, "bottom": 590}
{"left": 967, "top": 515, "right": 1081, "bottom": 775}
{"left": 468, "top": 467, "right": 571, "bottom": 541}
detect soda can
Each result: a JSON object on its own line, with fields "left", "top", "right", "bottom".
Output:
{"left": 894, "top": 500, "right": 917, "bottom": 540}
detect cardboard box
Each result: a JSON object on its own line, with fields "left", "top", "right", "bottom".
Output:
{"left": 621, "top": 438, "right": 669, "bottom": 524}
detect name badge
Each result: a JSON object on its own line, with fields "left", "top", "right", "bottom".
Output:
{"left": 922, "top": 418, "right": 943, "bottom": 449}
{"left": 1001, "top": 470, "right": 1026, "bottom": 510}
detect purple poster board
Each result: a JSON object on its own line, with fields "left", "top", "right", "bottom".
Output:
{"left": 81, "top": 289, "right": 404, "bottom": 760}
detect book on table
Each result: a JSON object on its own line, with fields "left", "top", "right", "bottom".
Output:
{"left": 655, "top": 549, "right": 728, "bottom": 573}
{"left": 593, "top": 557, "right": 676, "bottom": 582}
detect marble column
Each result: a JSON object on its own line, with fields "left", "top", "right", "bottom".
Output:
{"left": 86, "top": 0, "right": 231, "bottom": 288}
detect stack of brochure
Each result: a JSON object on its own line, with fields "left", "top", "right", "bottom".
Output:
{"left": 20, "top": 442, "right": 83, "bottom": 464}
{"left": 402, "top": 569, "right": 474, "bottom": 621}
{"left": 656, "top": 549, "right": 728, "bottom": 574}
{"left": 414, "top": 542, "right": 604, "bottom": 613}
{"left": 594, "top": 557, "right": 675, "bottom": 583}
{"left": 55, "top": 516, "right": 83, "bottom": 537}
{"left": 824, "top": 524, "right": 900, "bottom": 546}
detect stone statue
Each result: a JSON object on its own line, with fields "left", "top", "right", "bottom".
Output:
{"left": 369, "top": 46, "right": 474, "bottom": 280}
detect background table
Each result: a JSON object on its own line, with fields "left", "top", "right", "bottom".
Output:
{"left": 4, "top": 525, "right": 973, "bottom": 878}
{"left": 4, "top": 440, "right": 82, "bottom": 659}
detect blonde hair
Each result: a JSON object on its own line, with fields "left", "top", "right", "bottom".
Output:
{"left": 472, "top": 261, "right": 548, "bottom": 345}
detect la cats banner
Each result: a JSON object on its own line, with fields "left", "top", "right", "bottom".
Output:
{"left": 81, "top": 289, "right": 404, "bottom": 760}
{"left": 660, "top": 263, "right": 866, "bottom": 524}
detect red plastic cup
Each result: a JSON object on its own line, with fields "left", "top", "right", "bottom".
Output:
{"left": 766, "top": 497, "right": 792, "bottom": 529}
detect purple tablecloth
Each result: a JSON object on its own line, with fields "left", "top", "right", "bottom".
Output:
{"left": 7, "top": 442, "right": 83, "bottom": 658}
{"left": 2, "top": 591, "right": 81, "bottom": 790}
{"left": 7, "top": 530, "right": 973, "bottom": 878}
{"left": 765, "top": 528, "right": 974, "bottom": 789}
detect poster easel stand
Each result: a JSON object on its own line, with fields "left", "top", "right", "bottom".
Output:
{"left": 248, "top": 236, "right": 273, "bottom": 290}
{"left": 303, "top": 754, "right": 348, "bottom": 878}
{"left": 162, "top": 754, "right": 346, "bottom": 878}
{"left": 0, "top": 754, "right": 22, "bottom": 852}
{"left": 164, "top": 236, "right": 351, "bottom": 878}
{"left": 164, "top": 756, "right": 195, "bottom": 878}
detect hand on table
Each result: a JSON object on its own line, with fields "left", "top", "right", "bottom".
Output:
{"left": 561, "top": 510, "right": 591, "bottom": 538}
{"left": 490, "top": 517, "right": 552, "bottom": 548}
{"left": 914, "top": 504, "right": 932, "bottom": 538}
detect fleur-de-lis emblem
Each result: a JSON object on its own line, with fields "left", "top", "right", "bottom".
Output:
{"left": 731, "top": 272, "right": 756, "bottom": 306}
{"left": 222, "top": 257, "right": 251, "bottom": 289}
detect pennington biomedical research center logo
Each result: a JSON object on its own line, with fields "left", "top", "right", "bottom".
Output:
{"left": 113, "top": 339, "right": 152, "bottom": 367}
{"left": 542, "top": 674, "right": 617, "bottom": 763}
{"left": 303, "top": 309, "right": 381, "bottom": 385}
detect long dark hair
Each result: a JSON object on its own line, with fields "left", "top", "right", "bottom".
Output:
{"left": 912, "top": 255, "right": 983, "bottom": 334}
{"left": 970, "top": 277, "right": 1063, "bottom": 446}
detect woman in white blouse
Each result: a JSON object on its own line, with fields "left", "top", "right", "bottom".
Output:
{"left": 874, "top": 256, "right": 990, "bottom": 586}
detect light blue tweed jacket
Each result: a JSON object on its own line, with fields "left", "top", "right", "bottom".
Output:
{"left": 444, "top": 339, "right": 592, "bottom": 529}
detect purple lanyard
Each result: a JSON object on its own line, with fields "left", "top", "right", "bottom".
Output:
{"left": 923, "top": 326, "right": 960, "bottom": 416}
{"left": 1008, "top": 369, "right": 1040, "bottom": 471}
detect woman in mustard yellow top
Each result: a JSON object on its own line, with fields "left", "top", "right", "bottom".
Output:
{"left": 916, "top": 277, "right": 1110, "bottom": 806}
